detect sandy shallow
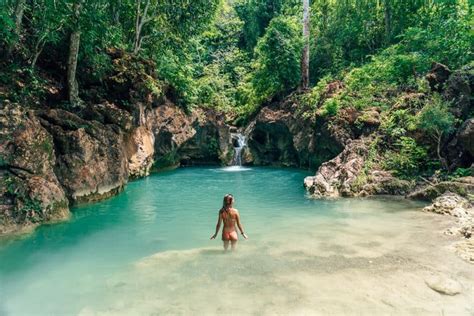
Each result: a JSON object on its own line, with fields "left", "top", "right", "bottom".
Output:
{"left": 76, "top": 207, "right": 474, "bottom": 316}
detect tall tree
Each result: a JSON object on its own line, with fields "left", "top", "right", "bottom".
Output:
{"left": 300, "top": 0, "right": 309, "bottom": 90}
{"left": 7, "top": 0, "right": 26, "bottom": 54}
{"left": 384, "top": 0, "right": 392, "bottom": 43}
{"left": 67, "top": 0, "right": 83, "bottom": 105}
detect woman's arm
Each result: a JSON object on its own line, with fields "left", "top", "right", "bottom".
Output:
{"left": 210, "top": 213, "right": 222, "bottom": 239}
{"left": 236, "top": 211, "right": 248, "bottom": 239}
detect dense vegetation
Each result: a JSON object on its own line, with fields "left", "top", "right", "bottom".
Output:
{"left": 1, "top": 0, "right": 473, "bottom": 179}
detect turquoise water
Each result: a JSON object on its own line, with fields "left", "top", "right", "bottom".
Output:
{"left": 2, "top": 167, "right": 471, "bottom": 315}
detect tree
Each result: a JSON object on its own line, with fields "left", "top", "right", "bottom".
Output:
{"left": 7, "top": 0, "right": 26, "bottom": 54}
{"left": 252, "top": 16, "right": 302, "bottom": 102}
{"left": 417, "top": 98, "right": 455, "bottom": 170}
{"left": 67, "top": 0, "right": 83, "bottom": 105}
{"left": 300, "top": 0, "right": 309, "bottom": 90}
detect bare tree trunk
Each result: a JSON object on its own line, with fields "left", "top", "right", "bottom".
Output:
{"left": 113, "top": 0, "right": 121, "bottom": 25}
{"left": 133, "top": 0, "right": 151, "bottom": 54}
{"left": 300, "top": 0, "right": 310, "bottom": 90}
{"left": 384, "top": 0, "right": 392, "bottom": 43}
{"left": 436, "top": 132, "right": 447, "bottom": 170}
{"left": 8, "top": 0, "right": 27, "bottom": 54}
{"left": 67, "top": 0, "right": 83, "bottom": 105}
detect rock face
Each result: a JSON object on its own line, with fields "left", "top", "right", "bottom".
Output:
{"left": 146, "top": 103, "right": 232, "bottom": 170}
{"left": 244, "top": 99, "right": 345, "bottom": 168}
{"left": 304, "top": 138, "right": 412, "bottom": 197}
{"left": 127, "top": 126, "right": 155, "bottom": 178}
{"left": 444, "top": 62, "right": 473, "bottom": 120}
{"left": 1, "top": 97, "right": 232, "bottom": 236}
{"left": 0, "top": 105, "right": 69, "bottom": 235}
{"left": 38, "top": 109, "right": 129, "bottom": 204}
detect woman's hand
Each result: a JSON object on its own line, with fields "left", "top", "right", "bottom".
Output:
{"left": 210, "top": 234, "right": 217, "bottom": 240}
{"left": 242, "top": 233, "right": 248, "bottom": 239}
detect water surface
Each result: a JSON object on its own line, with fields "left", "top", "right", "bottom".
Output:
{"left": 1, "top": 167, "right": 472, "bottom": 315}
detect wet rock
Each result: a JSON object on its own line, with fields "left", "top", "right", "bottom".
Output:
{"left": 425, "top": 275, "right": 462, "bottom": 296}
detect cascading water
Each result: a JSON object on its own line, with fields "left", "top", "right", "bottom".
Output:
{"left": 231, "top": 133, "right": 246, "bottom": 166}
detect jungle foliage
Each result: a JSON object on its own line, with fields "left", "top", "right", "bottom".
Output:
{"left": 1, "top": 0, "right": 472, "bottom": 178}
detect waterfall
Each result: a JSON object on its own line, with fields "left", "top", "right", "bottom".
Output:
{"left": 231, "top": 133, "right": 246, "bottom": 166}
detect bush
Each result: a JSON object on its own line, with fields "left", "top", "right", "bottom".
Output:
{"left": 383, "top": 136, "right": 428, "bottom": 178}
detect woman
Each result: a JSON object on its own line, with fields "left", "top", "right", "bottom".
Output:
{"left": 210, "top": 194, "right": 248, "bottom": 250}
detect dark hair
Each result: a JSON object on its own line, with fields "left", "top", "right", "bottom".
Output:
{"left": 221, "top": 194, "right": 234, "bottom": 211}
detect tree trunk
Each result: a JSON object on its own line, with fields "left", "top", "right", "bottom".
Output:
{"left": 300, "top": 0, "right": 310, "bottom": 90}
{"left": 384, "top": 0, "right": 392, "bottom": 43}
{"left": 67, "top": 0, "right": 83, "bottom": 105}
{"left": 436, "top": 132, "right": 447, "bottom": 170}
{"left": 8, "top": 0, "right": 27, "bottom": 54}
{"left": 133, "top": 0, "right": 151, "bottom": 54}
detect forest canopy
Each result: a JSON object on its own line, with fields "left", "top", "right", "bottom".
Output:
{"left": 0, "top": 0, "right": 472, "bottom": 116}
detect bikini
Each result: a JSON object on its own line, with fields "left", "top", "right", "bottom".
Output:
{"left": 221, "top": 210, "right": 238, "bottom": 241}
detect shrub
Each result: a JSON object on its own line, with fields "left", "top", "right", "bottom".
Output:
{"left": 383, "top": 136, "right": 428, "bottom": 178}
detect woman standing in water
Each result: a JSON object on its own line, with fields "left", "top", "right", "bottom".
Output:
{"left": 210, "top": 194, "right": 248, "bottom": 250}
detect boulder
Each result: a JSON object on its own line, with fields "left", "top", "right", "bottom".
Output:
{"left": 426, "top": 62, "right": 452, "bottom": 92}
{"left": 304, "top": 138, "right": 413, "bottom": 198}
{"left": 425, "top": 274, "right": 462, "bottom": 296}
{"left": 423, "top": 192, "right": 471, "bottom": 217}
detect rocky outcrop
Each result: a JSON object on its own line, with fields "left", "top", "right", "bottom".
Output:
{"left": 447, "top": 118, "right": 474, "bottom": 169}
{"left": 426, "top": 62, "right": 452, "bottom": 92}
{"left": 304, "top": 138, "right": 413, "bottom": 197}
{"left": 423, "top": 192, "right": 473, "bottom": 262}
{"left": 146, "top": 102, "right": 232, "bottom": 170}
{"left": 0, "top": 105, "right": 69, "bottom": 235}
{"left": 407, "top": 177, "right": 474, "bottom": 201}
{"left": 126, "top": 126, "right": 155, "bottom": 178}
{"left": 38, "top": 109, "right": 129, "bottom": 204}
{"left": 444, "top": 62, "right": 473, "bottom": 120}
{"left": 244, "top": 98, "right": 345, "bottom": 168}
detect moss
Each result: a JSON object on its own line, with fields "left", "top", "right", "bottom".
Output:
{"left": 152, "top": 151, "right": 180, "bottom": 171}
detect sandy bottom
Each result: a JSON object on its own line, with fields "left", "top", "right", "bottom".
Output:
{"left": 76, "top": 208, "right": 474, "bottom": 316}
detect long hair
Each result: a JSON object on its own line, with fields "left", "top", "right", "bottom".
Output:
{"left": 221, "top": 194, "right": 234, "bottom": 212}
